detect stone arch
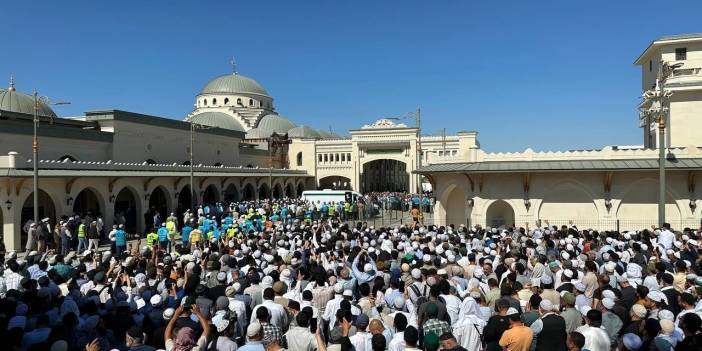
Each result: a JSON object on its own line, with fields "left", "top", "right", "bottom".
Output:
{"left": 296, "top": 180, "right": 305, "bottom": 196}
{"left": 485, "top": 200, "right": 516, "bottom": 229}
{"left": 242, "top": 183, "right": 256, "bottom": 201}
{"left": 285, "top": 183, "right": 295, "bottom": 198}
{"left": 272, "top": 183, "right": 284, "bottom": 199}
{"left": 20, "top": 189, "right": 57, "bottom": 249}
{"left": 223, "top": 183, "right": 239, "bottom": 203}
{"left": 615, "top": 178, "right": 681, "bottom": 230}
{"left": 147, "top": 185, "right": 171, "bottom": 229}
{"left": 72, "top": 187, "right": 105, "bottom": 218}
{"left": 202, "top": 184, "right": 219, "bottom": 205}
{"left": 537, "top": 180, "right": 599, "bottom": 227}
{"left": 259, "top": 183, "right": 270, "bottom": 200}
{"left": 113, "top": 186, "right": 140, "bottom": 234}
{"left": 440, "top": 184, "right": 468, "bottom": 227}
{"left": 177, "top": 185, "right": 193, "bottom": 215}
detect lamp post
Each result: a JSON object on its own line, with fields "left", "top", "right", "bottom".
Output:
{"left": 32, "top": 90, "right": 69, "bottom": 225}
{"left": 189, "top": 118, "right": 213, "bottom": 211}
{"left": 640, "top": 61, "right": 682, "bottom": 227}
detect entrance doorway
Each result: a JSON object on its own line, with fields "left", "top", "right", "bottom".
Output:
{"left": 485, "top": 200, "right": 515, "bottom": 228}
{"left": 73, "top": 188, "right": 103, "bottom": 218}
{"left": 114, "top": 187, "right": 138, "bottom": 234}
{"left": 362, "top": 159, "right": 408, "bottom": 193}
{"left": 20, "top": 190, "right": 56, "bottom": 248}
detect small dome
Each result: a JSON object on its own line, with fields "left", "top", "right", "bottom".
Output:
{"left": 246, "top": 127, "right": 272, "bottom": 139}
{"left": 199, "top": 73, "right": 269, "bottom": 96}
{"left": 188, "top": 111, "right": 245, "bottom": 132}
{"left": 288, "top": 125, "right": 321, "bottom": 139}
{"left": 0, "top": 87, "right": 57, "bottom": 117}
{"left": 256, "top": 114, "right": 295, "bottom": 134}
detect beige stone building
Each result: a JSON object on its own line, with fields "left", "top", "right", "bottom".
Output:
{"left": 1, "top": 33, "right": 701, "bottom": 250}
{"left": 419, "top": 34, "right": 702, "bottom": 231}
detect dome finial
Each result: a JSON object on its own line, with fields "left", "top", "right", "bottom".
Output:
{"left": 8, "top": 75, "right": 15, "bottom": 91}
{"left": 230, "top": 57, "right": 238, "bottom": 75}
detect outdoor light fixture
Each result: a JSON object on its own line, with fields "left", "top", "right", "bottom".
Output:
{"left": 690, "top": 199, "right": 697, "bottom": 212}
{"left": 524, "top": 199, "right": 531, "bottom": 211}
{"left": 109, "top": 194, "right": 116, "bottom": 203}
{"left": 467, "top": 198, "right": 474, "bottom": 207}
{"left": 144, "top": 193, "right": 150, "bottom": 201}
{"left": 5, "top": 200, "right": 11, "bottom": 210}
{"left": 66, "top": 196, "right": 74, "bottom": 206}
{"left": 605, "top": 198, "right": 613, "bottom": 212}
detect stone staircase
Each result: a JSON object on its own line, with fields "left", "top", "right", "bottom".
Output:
{"left": 233, "top": 108, "right": 267, "bottom": 129}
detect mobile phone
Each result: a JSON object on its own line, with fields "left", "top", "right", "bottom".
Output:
{"left": 310, "top": 318, "right": 318, "bottom": 333}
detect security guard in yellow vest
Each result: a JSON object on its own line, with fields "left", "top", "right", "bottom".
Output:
{"left": 77, "top": 222, "right": 88, "bottom": 252}
{"left": 146, "top": 231, "right": 158, "bottom": 248}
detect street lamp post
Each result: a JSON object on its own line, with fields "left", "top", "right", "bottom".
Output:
{"left": 32, "top": 90, "right": 69, "bottom": 225}
{"left": 189, "top": 119, "right": 213, "bottom": 211}
{"left": 640, "top": 61, "right": 682, "bottom": 227}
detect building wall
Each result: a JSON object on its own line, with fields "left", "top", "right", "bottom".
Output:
{"left": 670, "top": 90, "right": 702, "bottom": 148}
{"left": 110, "top": 120, "right": 242, "bottom": 165}
{"left": 432, "top": 170, "right": 701, "bottom": 231}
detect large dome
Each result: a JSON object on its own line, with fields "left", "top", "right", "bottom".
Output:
{"left": 188, "top": 111, "right": 245, "bottom": 132}
{"left": 256, "top": 114, "right": 295, "bottom": 133}
{"left": 199, "top": 73, "right": 269, "bottom": 96}
{"left": 0, "top": 86, "right": 57, "bottom": 117}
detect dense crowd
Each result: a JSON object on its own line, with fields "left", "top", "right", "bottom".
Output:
{"left": 3, "top": 196, "right": 702, "bottom": 351}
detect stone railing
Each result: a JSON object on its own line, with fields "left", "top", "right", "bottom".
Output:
{"left": 0, "top": 152, "right": 309, "bottom": 175}
{"left": 478, "top": 145, "right": 702, "bottom": 162}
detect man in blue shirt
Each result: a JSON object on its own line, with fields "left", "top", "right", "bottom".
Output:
{"left": 157, "top": 223, "right": 169, "bottom": 252}
{"left": 115, "top": 224, "right": 127, "bottom": 255}
{"left": 181, "top": 222, "right": 193, "bottom": 250}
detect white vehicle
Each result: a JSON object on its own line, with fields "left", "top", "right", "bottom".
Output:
{"left": 301, "top": 189, "right": 362, "bottom": 204}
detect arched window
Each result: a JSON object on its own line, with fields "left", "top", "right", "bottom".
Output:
{"left": 237, "top": 98, "right": 242, "bottom": 105}
{"left": 224, "top": 98, "right": 229, "bottom": 105}
{"left": 58, "top": 155, "right": 77, "bottom": 162}
{"left": 296, "top": 152, "right": 303, "bottom": 166}
{"left": 212, "top": 98, "right": 217, "bottom": 105}
{"left": 203, "top": 99, "right": 208, "bottom": 106}
{"left": 249, "top": 99, "right": 253, "bottom": 106}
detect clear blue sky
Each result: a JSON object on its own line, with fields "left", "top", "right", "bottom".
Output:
{"left": 2, "top": 1, "right": 701, "bottom": 152}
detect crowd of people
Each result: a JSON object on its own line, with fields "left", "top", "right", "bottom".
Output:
{"left": 3, "top": 195, "right": 702, "bottom": 351}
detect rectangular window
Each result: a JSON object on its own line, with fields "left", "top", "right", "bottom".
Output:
{"left": 318, "top": 154, "right": 323, "bottom": 162}
{"left": 649, "top": 60, "right": 652, "bottom": 72}
{"left": 324, "top": 154, "right": 328, "bottom": 162}
{"left": 347, "top": 153, "right": 351, "bottom": 162}
{"left": 675, "top": 47, "right": 687, "bottom": 61}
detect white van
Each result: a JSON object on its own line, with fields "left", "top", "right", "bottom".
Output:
{"left": 301, "top": 189, "right": 362, "bottom": 204}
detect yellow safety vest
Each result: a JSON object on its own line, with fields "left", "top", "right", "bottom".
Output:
{"left": 78, "top": 224, "right": 86, "bottom": 238}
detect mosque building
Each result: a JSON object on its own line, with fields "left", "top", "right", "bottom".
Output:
{"left": 1, "top": 33, "right": 701, "bottom": 250}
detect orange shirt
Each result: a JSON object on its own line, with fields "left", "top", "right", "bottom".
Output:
{"left": 499, "top": 324, "right": 533, "bottom": 351}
